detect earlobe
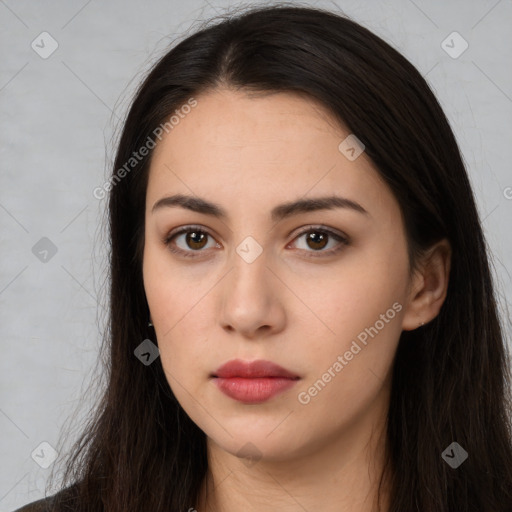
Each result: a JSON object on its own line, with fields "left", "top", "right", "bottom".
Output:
{"left": 400, "top": 238, "right": 452, "bottom": 331}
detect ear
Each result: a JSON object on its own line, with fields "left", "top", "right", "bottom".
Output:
{"left": 401, "top": 238, "right": 452, "bottom": 331}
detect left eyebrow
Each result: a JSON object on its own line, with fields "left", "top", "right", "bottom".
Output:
{"left": 151, "top": 193, "right": 370, "bottom": 222}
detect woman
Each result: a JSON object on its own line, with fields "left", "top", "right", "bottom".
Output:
{"left": 15, "top": 3, "right": 512, "bottom": 512}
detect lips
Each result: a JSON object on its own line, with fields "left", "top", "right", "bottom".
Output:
{"left": 212, "top": 359, "right": 300, "bottom": 379}
{"left": 211, "top": 359, "right": 300, "bottom": 404}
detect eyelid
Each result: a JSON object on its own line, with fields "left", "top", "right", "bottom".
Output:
{"left": 288, "top": 224, "right": 349, "bottom": 257}
{"left": 163, "top": 224, "right": 213, "bottom": 243}
{"left": 163, "top": 224, "right": 349, "bottom": 257}
{"left": 162, "top": 224, "right": 219, "bottom": 258}
{"left": 290, "top": 224, "right": 348, "bottom": 242}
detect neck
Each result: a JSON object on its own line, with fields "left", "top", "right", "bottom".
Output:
{"left": 196, "top": 401, "right": 392, "bottom": 512}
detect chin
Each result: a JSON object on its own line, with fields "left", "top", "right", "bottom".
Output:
{"left": 208, "top": 423, "right": 309, "bottom": 463}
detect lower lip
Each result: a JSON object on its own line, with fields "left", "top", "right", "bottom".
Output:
{"left": 213, "top": 377, "right": 298, "bottom": 403}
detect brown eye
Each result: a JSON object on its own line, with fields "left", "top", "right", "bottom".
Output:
{"left": 183, "top": 230, "right": 208, "bottom": 250}
{"left": 304, "top": 231, "right": 329, "bottom": 250}
{"left": 163, "top": 225, "right": 348, "bottom": 260}
{"left": 290, "top": 226, "right": 349, "bottom": 257}
{"left": 163, "top": 226, "right": 219, "bottom": 258}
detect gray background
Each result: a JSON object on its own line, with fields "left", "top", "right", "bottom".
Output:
{"left": 1, "top": 0, "right": 511, "bottom": 509}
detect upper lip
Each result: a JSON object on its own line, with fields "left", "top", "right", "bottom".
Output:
{"left": 212, "top": 359, "right": 300, "bottom": 379}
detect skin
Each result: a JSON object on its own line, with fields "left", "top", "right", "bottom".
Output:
{"left": 142, "top": 88, "right": 451, "bottom": 512}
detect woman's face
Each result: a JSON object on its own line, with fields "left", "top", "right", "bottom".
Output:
{"left": 143, "top": 88, "right": 416, "bottom": 463}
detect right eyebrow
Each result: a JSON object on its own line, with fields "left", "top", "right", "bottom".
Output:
{"left": 151, "top": 193, "right": 370, "bottom": 222}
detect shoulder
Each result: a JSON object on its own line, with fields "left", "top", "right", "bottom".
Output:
{"left": 12, "top": 495, "right": 54, "bottom": 512}
{"left": 12, "top": 484, "right": 80, "bottom": 512}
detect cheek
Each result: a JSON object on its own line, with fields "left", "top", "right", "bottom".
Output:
{"left": 144, "top": 244, "right": 200, "bottom": 332}
{"left": 147, "top": 285, "right": 216, "bottom": 391}
{"left": 300, "top": 233, "right": 408, "bottom": 376}
{"left": 295, "top": 297, "right": 403, "bottom": 429}
{"left": 318, "top": 250, "right": 407, "bottom": 337}
{"left": 155, "top": 325, "right": 209, "bottom": 410}
{"left": 143, "top": 249, "right": 193, "bottom": 376}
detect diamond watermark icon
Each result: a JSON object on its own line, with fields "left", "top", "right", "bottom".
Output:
{"left": 236, "top": 442, "right": 262, "bottom": 468}
{"left": 134, "top": 339, "right": 160, "bottom": 365}
{"left": 31, "top": 32, "right": 59, "bottom": 59}
{"left": 441, "top": 441, "right": 468, "bottom": 468}
{"left": 441, "top": 31, "right": 468, "bottom": 59}
{"left": 236, "top": 236, "right": 263, "bottom": 264}
{"left": 31, "top": 441, "right": 58, "bottom": 469}
{"left": 32, "top": 237, "right": 58, "bottom": 263}
{"left": 338, "top": 134, "right": 365, "bottom": 161}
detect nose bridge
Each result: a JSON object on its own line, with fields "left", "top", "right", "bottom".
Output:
{"left": 229, "top": 232, "right": 271, "bottom": 297}
{"left": 218, "top": 230, "right": 285, "bottom": 335}
{"left": 228, "top": 212, "right": 270, "bottom": 275}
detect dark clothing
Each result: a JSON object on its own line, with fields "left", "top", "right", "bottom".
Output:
{"left": 13, "top": 495, "right": 53, "bottom": 512}
{"left": 12, "top": 484, "right": 79, "bottom": 512}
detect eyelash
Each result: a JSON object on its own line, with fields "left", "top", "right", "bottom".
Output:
{"left": 162, "top": 225, "right": 349, "bottom": 259}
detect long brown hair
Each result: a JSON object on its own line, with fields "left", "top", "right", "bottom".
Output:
{"left": 45, "top": 3, "right": 512, "bottom": 511}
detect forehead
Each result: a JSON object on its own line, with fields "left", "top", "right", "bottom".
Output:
{"left": 151, "top": 87, "right": 344, "bottom": 161}
{"left": 146, "top": 88, "right": 397, "bottom": 224}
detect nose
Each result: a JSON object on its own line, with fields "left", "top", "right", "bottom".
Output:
{"left": 218, "top": 247, "right": 286, "bottom": 339}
